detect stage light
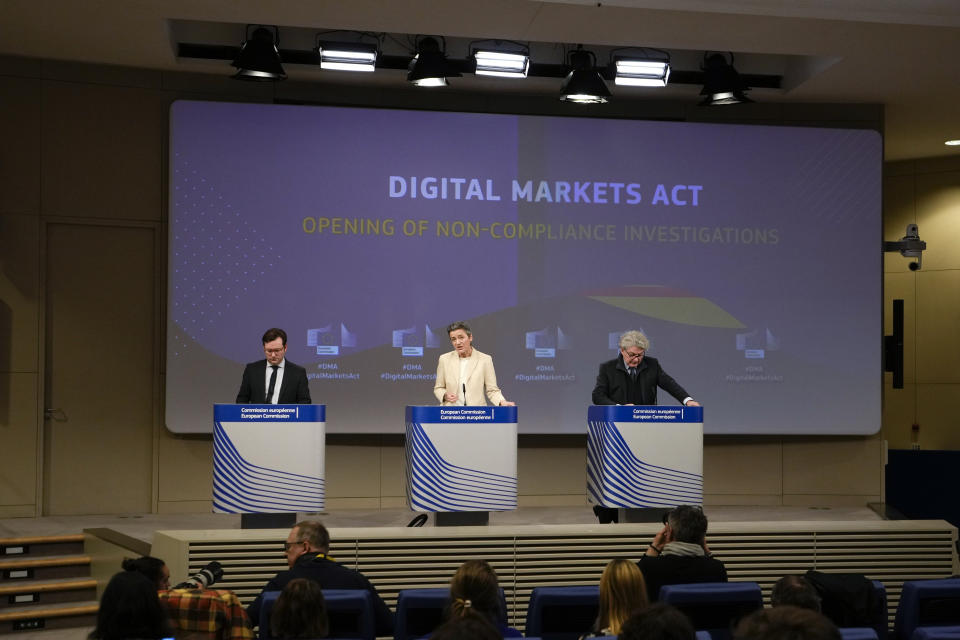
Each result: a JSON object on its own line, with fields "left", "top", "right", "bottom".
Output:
{"left": 614, "top": 58, "right": 670, "bottom": 87}
{"left": 560, "top": 47, "right": 610, "bottom": 104}
{"left": 408, "top": 36, "right": 460, "bottom": 87}
{"left": 474, "top": 50, "right": 530, "bottom": 78}
{"left": 232, "top": 25, "right": 286, "bottom": 81}
{"left": 946, "top": 139, "right": 960, "bottom": 146}
{"left": 699, "top": 52, "right": 752, "bottom": 105}
{"left": 317, "top": 42, "right": 377, "bottom": 72}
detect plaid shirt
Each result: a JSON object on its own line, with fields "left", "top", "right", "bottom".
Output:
{"left": 159, "top": 588, "right": 255, "bottom": 640}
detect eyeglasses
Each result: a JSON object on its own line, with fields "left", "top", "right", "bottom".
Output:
{"left": 283, "top": 541, "right": 304, "bottom": 551}
{"left": 623, "top": 350, "right": 645, "bottom": 360}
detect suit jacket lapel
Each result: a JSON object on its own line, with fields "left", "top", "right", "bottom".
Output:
{"left": 462, "top": 351, "right": 479, "bottom": 382}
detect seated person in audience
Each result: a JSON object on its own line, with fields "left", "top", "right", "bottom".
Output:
{"left": 271, "top": 578, "right": 329, "bottom": 639}
{"left": 446, "top": 560, "right": 521, "bottom": 638}
{"left": 431, "top": 610, "right": 502, "bottom": 640}
{"left": 619, "top": 603, "right": 695, "bottom": 640}
{"left": 583, "top": 558, "right": 650, "bottom": 638}
{"left": 734, "top": 606, "right": 840, "bottom": 640}
{"left": 122, "top": 555, "right": 171, "bottom": 590}
{"left": 247, "top": 520, "right": 393, "bottom": 635}
{"left": 90, "top": 571, "right": 174, "bottom": 640}
{"left": 159, "top": 584, "right": 254, "bottom": 640}
{"left": 123, "top": 554, "right": 254, "bottom": 640}
{"left": 638, "top": 505, "right": 727, "bottom": 601}
{"left": 771, "top": 576, "right": 822, "bottom": 612}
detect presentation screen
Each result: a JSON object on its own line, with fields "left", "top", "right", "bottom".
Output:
{"left": 167, "top": 100, "right": 881, "bottom": 435}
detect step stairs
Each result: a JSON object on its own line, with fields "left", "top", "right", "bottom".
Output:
{"left": 0, "top": 535, "right": 98, "bottom": 633}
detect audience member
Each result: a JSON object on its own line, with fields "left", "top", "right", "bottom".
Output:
{"left": 159, "top": 586, "right": 254, "bottom": 640}
{"left": 619, "top": 603, "right": 695, "bottom": 640}
{"left": 584, "top": 559, "right": 649, "bottom": 637}
{"left": 771, "top": 576, "right": 822, "bottom": 612}
{"left": 90, "top": 571, "right": 173, "bottom": 640}
{"left": 447, "top": 560, "right": 521, "bottom": 638}
{"left": 431, "top": 610, "right": 502, "bottom": 640}
{"left": 734, "top": 606, "right": 841, "bottom": 640}
{"left": 246, "top": 520, "right": 393, "bottom": 635}
{"left": 270, "top": 578, "right": 329, "bottom": 639}
{"left": 638, "top": 505, "right": 727, "bottom": 600}
{"left": 122, "top": 555, "right": 171, "bottom": 590}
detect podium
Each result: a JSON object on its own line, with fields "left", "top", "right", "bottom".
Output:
{"left": 213, "top": 404, "right": 325, "bottom": 527}
{"left": 587, "top": 405, "right": 703, "bottom": 516}
{"left": 405, "top": 406, "right": 518, "bottom": 526}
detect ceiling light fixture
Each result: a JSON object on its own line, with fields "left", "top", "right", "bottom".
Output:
{"left": 945, "top": 139, "right": 960, "bottom": 146}
{"left": 472, "top": 42, "right": 530, "bottom": 78}
{"left": 231, "top": 25, "right": 286, "bottom": 81}
{"left": 611, "top": 48, "right": 671, "bottom": 87}
{"left": 317, "top": 42, "right": 378, "bottom": 72}
{"left": 560, "top": 46, "right": 610, "bottom": 104}
{"left": 408, "top": 36, "right": 460, "bottom": 87}
{"left": 699, "top": 52, "right": 751, "bottom": 105}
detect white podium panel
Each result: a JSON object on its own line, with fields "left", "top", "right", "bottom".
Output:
{"left": 587, "top": 405, "right": 703, "bottom": 508}
{"left": 213, "top": 404, "right": 325, "bottom": 513}
{"left": 405, "top": 406, "right": 518, "bottom": 513}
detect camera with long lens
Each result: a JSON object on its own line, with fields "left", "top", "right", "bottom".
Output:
{"left": 173, "top": 561, "right": 224, "bottom": 590}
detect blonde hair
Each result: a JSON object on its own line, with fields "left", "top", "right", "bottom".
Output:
{"left": 597, "top": 559, "right": 649, "bottom": 635}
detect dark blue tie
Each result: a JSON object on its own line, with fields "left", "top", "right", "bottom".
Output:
{"left": 266, "top": 365, "right": 278, "bottom": 403}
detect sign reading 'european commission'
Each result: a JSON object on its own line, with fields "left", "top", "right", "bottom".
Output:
{"left": 587, "top": 405, "right": 703, "bottom": 508}
{"left": 213, "top": 404, "right": 326, "bottom": 514}
{"left": 405, "top": 406, "right": 518, "bottom": 513}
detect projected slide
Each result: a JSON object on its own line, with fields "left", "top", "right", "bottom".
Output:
{"left": 166, "top": 100, "right": 881, "bottom": 435}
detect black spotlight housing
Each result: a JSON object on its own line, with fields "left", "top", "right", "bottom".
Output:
{"left": 408, "top": 36, "right": 460, "bottom": 87}
{"left": 232, "top": 25, "right": 286, "bottom": 81}
{"left": 560, "top": 46, "right": 610, "bottom": 103}
{"left": 699, "top": 52, "right": 752, "bottom": 105}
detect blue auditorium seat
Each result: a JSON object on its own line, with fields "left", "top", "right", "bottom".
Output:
{"left": 394, "top": 588, "right": 449, "bottom": 640}
{"left": 394, "top": 587, "right": 512, "bottom": 640}
{"left": 895, "top": 579, "right": 960, "bottom": 640}
{"left": 840, "top": 628, "right": 880, "bottom": 640}
{"left": 659, "top": 582, "right": 763, "bottom": 640}
{"left": 524, "top": 585, "right": 600, "bottom": 640}
{"left": 260, "top": 588, "right": 376, "bottom": 640}
{"left": 910, "top": 626, "right": 960, "bottom": 640}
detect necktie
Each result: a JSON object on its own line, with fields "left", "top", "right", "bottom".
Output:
{"left": 266, "top": 365, "right": 279, "bottom": 403}
{"left": 629, "top": 367, "right": 637, "bottom": 379}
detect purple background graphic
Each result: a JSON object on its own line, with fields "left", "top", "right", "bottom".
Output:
{"left": 167, "top": 100, "right": 881, "bottom": 435}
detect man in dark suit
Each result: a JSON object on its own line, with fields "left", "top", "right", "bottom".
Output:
{"left": 592, "top": 330, "right": 699, "bottom": 522}
{"left": 592, "top": 330, "right": 699, "bottom": 407}
{"left": 246, "top": 521, "right": 393, "bottom": 635}
{"left": 235, "top": 327, "right": 312, "bottom": 404}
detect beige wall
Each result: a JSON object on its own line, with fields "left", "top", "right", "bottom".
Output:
{"left": 3, "top": 54, "right": 932, "bottom": 516}
{"left": 882, "top": 156, "right": 960, "bottom": 450}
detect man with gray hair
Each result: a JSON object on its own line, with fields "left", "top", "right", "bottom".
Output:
{"left": 639, "top": 505, "right": 727, "bottom": 601}
{"left": 592, "top": 330, "right": 699, "bottom": 407}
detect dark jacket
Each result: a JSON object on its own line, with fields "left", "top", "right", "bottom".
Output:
{"left": 235, "top": 359, "right": 312, "bottom": 404}
{"left": 592, "top": 355, "right": 690, "bottom": 406}
{"left": 246, "top": 553, "right": 393, "bottom": 634}
{"left": 638, "top": 554, "right": 728, "bottom": 601}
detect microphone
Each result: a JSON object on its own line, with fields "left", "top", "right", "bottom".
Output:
{"left": 462, "top": 383, "right": 467, "bottom": 406}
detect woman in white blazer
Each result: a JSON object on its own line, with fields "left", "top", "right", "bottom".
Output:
{"left": 433, "top": 321, "right": 515, "bottom": 407}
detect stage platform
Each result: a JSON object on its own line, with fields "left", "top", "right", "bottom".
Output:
{"left": 0, "top": 504, "right": 888, "bottom": 546}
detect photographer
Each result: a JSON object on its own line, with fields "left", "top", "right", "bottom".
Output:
{"left": 638, "top": 505, "right": 727, "bottom": 601}
{"left": 124, "top": 556, "right": 253, "bottom": 640}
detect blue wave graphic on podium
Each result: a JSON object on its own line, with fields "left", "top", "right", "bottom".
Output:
{"left": 405, "top": 421, "right": 517, "bottom": 512}
{"left": 213, "top": 421, "right": 325, "bottom": 513}
{"left": 586, "top": 420, "right": 702, "bottom": 508}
